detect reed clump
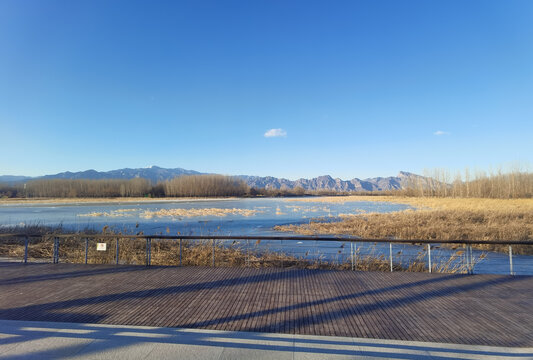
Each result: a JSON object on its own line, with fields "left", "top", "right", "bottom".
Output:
{"left": 277, "top": 196, "right": 533, "bottom": 254}
{"left": 0, "top": 232, "right": 475, "bottom": 273}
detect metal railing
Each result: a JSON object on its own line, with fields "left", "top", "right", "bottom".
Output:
{"left": 1, "top": 233, "right": 531, "bottom": 275}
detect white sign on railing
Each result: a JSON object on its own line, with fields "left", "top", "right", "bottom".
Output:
{"left": 96, "top": 243, "right": 107, "bottom": 251}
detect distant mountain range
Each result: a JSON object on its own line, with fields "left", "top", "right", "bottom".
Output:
{"left": 0, "top": 166, "right": 201, "bottom": 185}
{"left": 0, "top": 166, "right": 425, "bottom": 192}
{"left": 239, "top": 171, "right": 423, "bottom": 192}
{"left": 39, "top": 166, "right": 202, "bottom": 184}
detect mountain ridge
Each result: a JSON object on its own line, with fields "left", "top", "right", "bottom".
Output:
{"left": 0, "top": 166, "right": 424, "bottom": 192}
{"left": 238, "top": 171, "right": 422, "bottom": 191}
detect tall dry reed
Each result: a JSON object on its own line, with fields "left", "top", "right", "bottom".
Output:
{"left": 0, "top": 233, "right": 479, "bottom": 274}
{"left": 279, "top": 196, "right": 533, "bottom": 254}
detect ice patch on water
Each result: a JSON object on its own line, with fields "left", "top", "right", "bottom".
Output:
{"left": 0, "top": 222, "right": 26, "bottom": 228}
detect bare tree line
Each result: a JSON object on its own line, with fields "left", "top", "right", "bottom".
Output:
{"left": 21, "top": 178, "right": 152, "bottom": 198}
{"left": 1, "top": 169, "right": 533, "bottom": 199}
{"left": 0, "top": 175, "right": 249, "bottom": 198}
{"left": 401, "top": 168, "right": 533, "bottom": 199}
{"left": 160, "top": 175, "right": 249, "bottom": 197}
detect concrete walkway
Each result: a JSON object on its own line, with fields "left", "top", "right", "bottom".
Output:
{"left": 0, "top": 320, "right": 532, "bottom": 360}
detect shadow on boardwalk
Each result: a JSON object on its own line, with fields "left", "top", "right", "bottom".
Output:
{"left": 0, "top": 263, "right": 147, "bottom": 285}
{"left": 0, "top": 263, "right": 532, "bottom": 351}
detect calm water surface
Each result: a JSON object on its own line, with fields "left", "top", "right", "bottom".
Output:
{"left": 0, "top": 198, "right": 408, "bottom": 234}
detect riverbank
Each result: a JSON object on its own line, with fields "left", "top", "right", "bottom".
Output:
{"left": 277, "top": 196, "right": 533, "bottom": 254}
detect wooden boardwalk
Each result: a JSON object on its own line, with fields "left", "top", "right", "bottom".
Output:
{"left": 0, "top": 262, "right": 532, "bottom": 347}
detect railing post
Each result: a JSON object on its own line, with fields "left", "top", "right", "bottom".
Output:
{"left": 146, "top": 237, "right": 151, "bottom": 266}
{"left": 24, "top": 236, "right": 29, "bottom": 264}
{"left": 469, "top": 245, "right": 474, "bottom": 274}
{"left": 389, "top": 243, "right": 393, "bottom": 272}
{"left": 465, "top": 245, "right": 474, "bottom": 275}
{"left": 509, "top": 245, "right": 514, "bottom": 275}
{"left": 464, "top": 245, "right": 469, "bottom": 274}
{"left": 246, "top": 239, "right": 249, "bottom": 267}
{"left": 427, "top": 244, "right": 432, "bottom": 273}
{"left": 350, "top": 242, "right": 354, "bottom": 271}
{"left": 115, "top": 238, "right": 119, "bottom": 265}
{"left": 212, "top": 239, "right": 215, "bottom": 267}
{"left": 179, "top": 238, "right": 182, "bottom": 266}
{"left": 53, "top": 237, "right": 59, "bottom": 264}
{"left": 281, "top": 240, "right": 284, "bottom": 268}
{"left": 85, "top": 238, "right": 88, "bottom": 264}
{"left": 467, "top": 245, "right": 471, "bottom": 274}
{"left": 354, "top": 242, "right": 357, "bottom": 270}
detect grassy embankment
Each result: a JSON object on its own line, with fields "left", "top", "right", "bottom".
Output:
{"left": 275, "top": 196, "right": 533, "bottom": 255}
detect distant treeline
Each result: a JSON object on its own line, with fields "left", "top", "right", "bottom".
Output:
{"left": 1, "top": 170, "right": 533, "bottom": 199}
{"left": 0, "top": 174, "right": 319, "bottom": 199}
{"left": 399, "top": 169, "right": 533, "bottom": 199}
{"left": 6, "top": 178, "right": 152, "bottom": 198}
{"left": 154, "top": 175, "right": 249, "bottom": 197}
{"left": 0, "top": 175, "right": 249, "bottom": 198}
{"left": 254, "top": 169, "right": 533, "bottom": 199}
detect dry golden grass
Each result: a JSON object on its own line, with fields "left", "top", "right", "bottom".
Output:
{"left": 287, "top": 195, "right": 533, "bottom": 211}
{"left": 278, "top": 196, "right": 533, "bottom": 254}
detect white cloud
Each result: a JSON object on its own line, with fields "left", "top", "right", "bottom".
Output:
{"left": 433, "top": 130, "right": 451, "bottom": 136}
{"left": 264, "top": 128, "right": 287, "bottom": 138}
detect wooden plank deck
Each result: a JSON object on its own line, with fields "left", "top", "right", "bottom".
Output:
{"left": 0, "top": 262, "right": 532, "bottom": 347}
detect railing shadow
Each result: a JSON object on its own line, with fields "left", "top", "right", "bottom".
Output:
{"left": 184, "top": 272, "right": 462, "bottom": 328}
{"left": 0, "top": 263, "right": 147, "bottom": 285}
{"left": 179, "top": 272, "right": 532, "bottom": 346}
{"left": 0, "top": 266, "right": 312, "bottom": 323}
{"left": 247, "top": 274, "right": 532, "bottom": 345}
{"left": 1, "top": 264, "right": 532, "bottom": 350}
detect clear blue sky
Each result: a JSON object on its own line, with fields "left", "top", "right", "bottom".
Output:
{"left": 1, "top": 0, "right": 532, "bottom": 179}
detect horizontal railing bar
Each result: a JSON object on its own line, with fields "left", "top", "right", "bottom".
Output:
{"left": 0, "top": 233, "right": 532, "bottom": 246}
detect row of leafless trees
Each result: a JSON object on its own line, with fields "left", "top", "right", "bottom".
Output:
{"left": 20, "top": 178, "right": 152, "bottom": 198}
{"left": 0, "top": 175, "right": 250, "bottom": 198}
{"left": 401, "top": 169, "right": 533, "bottom": 199}
{"left": 2, "top": 169, "right": 533, "bottom": 199}
{"left": 160, "top": 175, "right": 249, "bottom": 197}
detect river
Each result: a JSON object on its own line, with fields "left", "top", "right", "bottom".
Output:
{"left": 0, "top": 197, "right": 530, "bottom": 275}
